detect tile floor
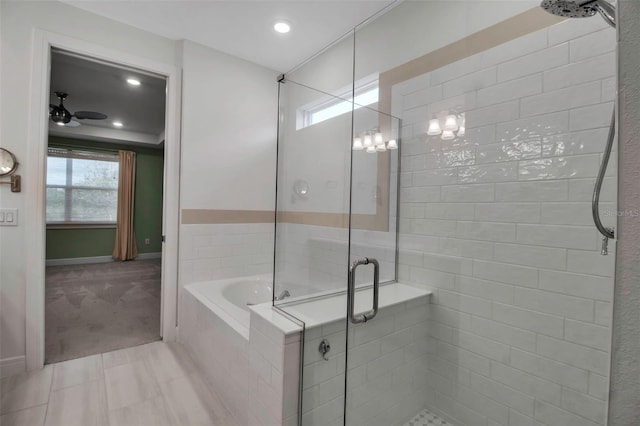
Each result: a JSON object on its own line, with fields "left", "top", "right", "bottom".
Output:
{"left": 0, "top": 341, "right": 238, "bottom": 426}
{"left": 403, "top": 409, "right": 453, "bottom": 426}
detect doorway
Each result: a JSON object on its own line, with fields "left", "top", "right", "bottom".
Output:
{"left": 44, "top": 49, "right": 166, "bottom": 363}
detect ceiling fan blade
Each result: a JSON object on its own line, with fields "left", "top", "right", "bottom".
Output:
{"left": 65, "top": 120, "right": 81, "bottom": 128}
{"left": 74, "top": 111, "right": 107, "bottom": 120}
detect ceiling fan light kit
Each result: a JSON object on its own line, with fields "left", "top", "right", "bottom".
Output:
{"left": 49, "top": 91, "right": 108, "bottom": 128}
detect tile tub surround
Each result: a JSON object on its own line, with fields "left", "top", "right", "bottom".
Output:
{"left": 180, "top": 223, "right": 274, "bottom": 286}
{"left": 180, "top": 283, "right": 303, "bottom": 426}
{"left": 180, "top": 288, "right": 252, "bottom": 425}
{"left": 0, "top": 341, "right": 236, "bottom": 426}
{"left": 393, "top": 17, "right": 616, "bottom": 426}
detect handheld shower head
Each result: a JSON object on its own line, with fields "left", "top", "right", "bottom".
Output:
{"left": 540, "top": 0, "right": 616, "bottom": 28}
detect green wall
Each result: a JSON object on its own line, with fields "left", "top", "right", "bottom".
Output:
{"left": 46, "top": 137, "right": 164, "bottom": 259}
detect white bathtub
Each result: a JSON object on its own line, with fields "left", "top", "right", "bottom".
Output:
{"left": 184, "top": 273, "right": 272, "bottom": 339}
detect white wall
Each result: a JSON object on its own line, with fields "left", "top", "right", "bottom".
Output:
{"left": 0, "top": 1, "right": 280, "bottom": 376}
{"left": 179, "top": 40, "right": 278, "bottom": 212}
{"left": 177, "top": 40, "right": 278, "bottom": 290}
{"left": 395, "top": 16, "right": 616, "bottom": 426}
{"left": 0, "top": 0, "right": 177, "bottom": 371}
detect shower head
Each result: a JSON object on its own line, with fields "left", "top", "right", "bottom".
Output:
{"left": 540, "top": 0, "right": 616, "bottom": 28}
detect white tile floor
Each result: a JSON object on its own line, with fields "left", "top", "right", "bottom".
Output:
{"left": 0, "top": 341, "right": 238, "bottom": 426}
{"left": 403, "top": 409, "right": 453, "bottom": 426}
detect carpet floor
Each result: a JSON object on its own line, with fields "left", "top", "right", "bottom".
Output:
{"left": 45, "top": 259, "right": 161, "bottom": 364}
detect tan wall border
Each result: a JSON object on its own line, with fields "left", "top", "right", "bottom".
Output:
{"left": 181, "top": 209, "right": 274, "bottom": 224}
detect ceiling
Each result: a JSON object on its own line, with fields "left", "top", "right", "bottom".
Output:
{"left": 59, "top": 0, "right": 398, "bottom": 72}
{"left": 49, "top": 50, "right": 166, "bottom": 147}
{"left": 49, "top": 0, "right": 399, "bottom": 145}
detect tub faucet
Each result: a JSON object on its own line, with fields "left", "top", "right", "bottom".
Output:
{"left": 275, "top": 290, "right": 290, "bottom": 301}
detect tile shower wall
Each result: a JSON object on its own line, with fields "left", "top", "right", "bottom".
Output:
{"left": 301, "top": 295, "right": 431, "bottom": 426}
{"left": 180, "top": 223, "right": 274, "bottom": 287}
{"left": 275, "top": 223, "right": 397, "bottom": 297}
{"left": 394, "top": 19, "right": 616, "bottom": 426}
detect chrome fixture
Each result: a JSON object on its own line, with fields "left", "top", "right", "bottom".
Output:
{"left": 347, "top": 258, "right": 380, "bottom": 324}
{"left": 427, "top": 111, "right": 466, "bottom": 141}
{"left": 540, "top": 0, "right": 616, "bottom": 28}
{"left": 318, "top": 339, "right": 331, "bottom": 361}
{"left": 275, "top": 289, "right": 290, "bottom": 301}
{"left": 542, "top": 0, "right": 616, "bottom": 255}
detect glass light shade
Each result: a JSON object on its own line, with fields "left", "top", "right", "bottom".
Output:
{"left": 457, "top": 126, "right": 466, "bottom": 137}
{"left": 374, "top": 132, "right": 384, "bottom": 145}
{"left": 441, "top": 130, "right": 456, "bottom": 141}
{"left": 444, "top": 114, "right": 459, "bottom": 131}
{"left": 352, "top": 137, "right": 364, "bottom": 150}
{"left": 365, "top": 146, "right": 376, "bottom": 153}
{"left": 387, "top": 139, "right": 398, "bottom": 149}
{"left": 427, "top": 118, "right": 442, "bottom": 136}
{"left": 363, "top": 134, "right": 373, "bottom": 147}
{"left": 376, "top": 144, "right": 387, "bottom": 152}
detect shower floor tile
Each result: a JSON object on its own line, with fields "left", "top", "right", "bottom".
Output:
{"left": 403, "top": 409, "right": 453, "bottom": 426}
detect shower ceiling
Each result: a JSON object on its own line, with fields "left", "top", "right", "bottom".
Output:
{"left": 57, "top": 0, "right": 397, "bottom": 72}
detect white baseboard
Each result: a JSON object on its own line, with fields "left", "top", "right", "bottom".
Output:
{"left": 1, "top": 356, "right": 26, "bottom": 378}
{"left": 46, "top": 252, "right": 162, "bottom": 266}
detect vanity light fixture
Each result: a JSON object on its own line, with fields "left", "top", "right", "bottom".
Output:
{"left": 126, "top": 78, "right": 141, "bottom": 86}
{"left": 427, "top": 111, "right": 465, "bottom": 141}
{"left": 353, "top": 129, "right": 398, "bottom": 153}
{"left": 274, "top": 21, "right": 291, "bottom": 34}
{"left": 113, "top": 121, "right": 123, "bottom": 128}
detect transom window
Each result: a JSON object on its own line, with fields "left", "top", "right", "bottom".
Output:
{"left": 298, "top": 76, "right": 379, "bottom": 129}
{"left": 46, "top": 148, "right": 119, "bottom": 224}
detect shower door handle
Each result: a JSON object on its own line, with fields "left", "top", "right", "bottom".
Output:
{"left": 348, "top": 258, "right": 380, "bottom": 324}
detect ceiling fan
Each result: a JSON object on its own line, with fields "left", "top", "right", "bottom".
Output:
{"left": 49, "top": 91, "right": 107, "bottom": 128}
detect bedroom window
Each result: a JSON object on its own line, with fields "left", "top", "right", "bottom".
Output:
{"left": 46, "top": 148, "right": 119, "bottom": 225}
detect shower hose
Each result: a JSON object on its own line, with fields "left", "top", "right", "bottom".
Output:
{"left": 592, "top": 108, "right": 616, "bottom": 241}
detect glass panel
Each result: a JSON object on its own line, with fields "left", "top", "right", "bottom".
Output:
{"left": 345, "top": 1, "right": 617, "bottom": 426}
{"left": 46, "top": 157, "right": 67, "bottom": 185}
{"left": 273, "top": 30, "right": 356, "bottom": 426}
{"left": 344, "top": 106, "right": 401, "bottom": 426}
{"left": 70, "top": 189, "right": 118, "bottom": 222}
{"left": 71, "top": 158, "right": 119, "bottom": 188}
{"left": 45, "top": 188, "right": 65, "bottom": 222}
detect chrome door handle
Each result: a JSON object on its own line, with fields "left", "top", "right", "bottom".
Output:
{"left": 348, "top": 257, "right": 379, "bottom": 324}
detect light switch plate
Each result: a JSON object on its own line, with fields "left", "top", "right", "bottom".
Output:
{"left": 0, "top": 208, "right": 18, "bottom": 226}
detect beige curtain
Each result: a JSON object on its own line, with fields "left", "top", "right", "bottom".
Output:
{"left": 113, "top": 150, "right": 138, "bottom": 260}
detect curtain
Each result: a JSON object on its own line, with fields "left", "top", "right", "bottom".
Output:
{"left": 113, "top": 150, "right": 138, "bottom": 260}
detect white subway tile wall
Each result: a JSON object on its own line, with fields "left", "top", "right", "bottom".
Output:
{"left": 180, "top": 223, "right": 274, "bottom": 287}
{"left": 302, "top": 296, "right": 433, "bottom": 426}
{"left": 394, "top": 18, "right": 616, "bottom": 426}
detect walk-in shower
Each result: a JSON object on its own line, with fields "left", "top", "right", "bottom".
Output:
{"left": 270, "top": 1, "right": 619, "bottom": 425}
{"left": 542, "top": 0, "right": 617, "bottom": 254}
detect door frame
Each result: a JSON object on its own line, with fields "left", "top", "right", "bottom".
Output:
{"left": 25, "top": 29, "right": 182, "bottom": 370}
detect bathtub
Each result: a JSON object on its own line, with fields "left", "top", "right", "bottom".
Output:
{"left": 181, "top": 274, "right": 274, "bottom": 425}
{"left": 181, "top": 274, "right": 432, "bottom": 426}
{"left": 184, "top": 273, "right": 272, "bottom": 339}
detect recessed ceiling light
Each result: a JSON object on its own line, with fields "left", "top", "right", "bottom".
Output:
{"left": 113, "top": 121, "right": 123, "bottom": 127}
{"left": 274, "top": 21, "right": 290, "bottom": 34}
{"left": 126, "top": 78, "right": 141, "bottom": 86}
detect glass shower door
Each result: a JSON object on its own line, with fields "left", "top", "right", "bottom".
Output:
{"left": 344, "top": 106, "right": 417, "bottom": 426}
